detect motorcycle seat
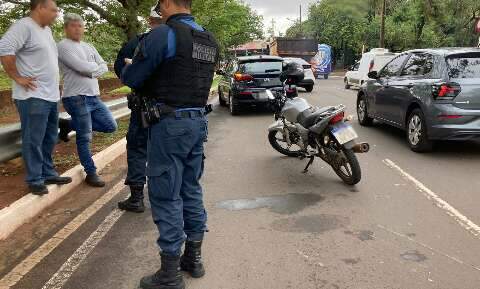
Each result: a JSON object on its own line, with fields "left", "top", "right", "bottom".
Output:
{"left": 297, "top": 106, "right": 334, "bottom": 128}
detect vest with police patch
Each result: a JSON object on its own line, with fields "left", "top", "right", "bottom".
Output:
{"left": 141, "top": 18, "right": 219, "bottom": 107}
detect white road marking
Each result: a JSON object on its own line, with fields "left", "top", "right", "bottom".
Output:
{"left": 383, "top": 159, "right": 480, "bottom": 238}
{"left": 41, "top": 209, "right": 124, "bottom": 289}
{"left": 377, "top": 224, "right": 480, "bottom": 272}
{"left": 0, "top": 181, "right": 126, "bottom": 289}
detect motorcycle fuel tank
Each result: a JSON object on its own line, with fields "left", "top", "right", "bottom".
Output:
{"left": 281, "top": 97, "right": 311, "bottom": 123}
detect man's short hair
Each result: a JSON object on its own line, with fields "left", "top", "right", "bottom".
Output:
{"left": 159, "top": 0, "right": 192, "bottom": 9}
{"left": 30, "top": 0, "right": 54, "bottom": 10}
{"left": 63, "top": 13, "right": 84, "bottom": 27}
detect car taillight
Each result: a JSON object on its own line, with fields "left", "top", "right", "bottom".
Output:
{"left": 238, "top": 91, "right": 253, "bottom": 97}
{"left": 369, "top": 60, "right": 374, "bottom": 72}
{"left": 432, "top": 83, "right": 461, "bottom": 99}
{"left": 329, "top": 112, "right": 345, "bottom": 125}
{"left": 234, "top": 73, "right": 254, "bottom": 82}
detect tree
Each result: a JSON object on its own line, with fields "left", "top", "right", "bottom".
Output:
{"left": 1, "top": 0, "right": 263, "bottom": 60}
{"left": 287, "top": 0, "right": 480, "bottom": 67}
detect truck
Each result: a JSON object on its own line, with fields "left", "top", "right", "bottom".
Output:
{"left": 270, "top": 37, "right": 317, "bottom": 61}
{"left": 270, "top": 38, "right": 332, "bottom": 79}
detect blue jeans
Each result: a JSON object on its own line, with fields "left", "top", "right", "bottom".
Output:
{"left": 147, "top": 113, "right": 208, "bottom": 256}
{"left": 15, "top": 98, "right": 59, "bottom": 186}
{"left": 125, "top": 110, "right": 148, "bottom": 187}
{"left": 62, "top": 95, "right": 117, "bottom": 175}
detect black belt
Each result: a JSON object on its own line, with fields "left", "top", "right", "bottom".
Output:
{"left": 167, "top": 110, "right": 204, "bottom": 118}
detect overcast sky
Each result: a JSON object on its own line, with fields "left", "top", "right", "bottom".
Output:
{"left": 242, "top": 0, "right": 319, "bottom": 36}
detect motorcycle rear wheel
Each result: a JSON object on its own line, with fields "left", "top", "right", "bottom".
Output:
{"left": 330, "top": 148, "right": 361, "bottom": 185}
{"left": 268, "top": 130, "right": 302, "bottom": 157}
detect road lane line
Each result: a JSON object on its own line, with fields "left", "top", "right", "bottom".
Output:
{"left": 383, "top": 159, "right": 480, "bottom": 238}
{"left": 377, "top": 224, "right": 480, "bottom": 272}
{"left": 41, "top": 209, "right": 124, "bottom": 289}
{"left": 0, "top": 181, "right": 126, "bottom": 289}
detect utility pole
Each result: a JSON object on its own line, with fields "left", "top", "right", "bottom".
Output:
{"left": 380, "top": 0, "right": 386, "bottom": 48}
{"left": 299, "top": 4, "right": 303, "bottom": 37}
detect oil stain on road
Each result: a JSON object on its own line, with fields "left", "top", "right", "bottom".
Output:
{"left": 216, "top": 193, "right": 324, "bottom": 215}
{"left": 271, "top": 214, "right": 350, "bottom": 234}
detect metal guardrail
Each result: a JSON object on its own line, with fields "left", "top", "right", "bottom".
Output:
{"left": 0, "top": 97, "right": 129, "bottom": 163}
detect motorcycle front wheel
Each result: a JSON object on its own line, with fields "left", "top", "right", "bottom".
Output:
{"left": 268, "top": 130, "right": 302, "bottom": 157}
{"left": 330, "top": 148, "right": 361, "bottom": 185}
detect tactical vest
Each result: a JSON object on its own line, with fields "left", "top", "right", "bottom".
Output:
{"left": 141, "top": 18, "right": 219, "bottom": 108}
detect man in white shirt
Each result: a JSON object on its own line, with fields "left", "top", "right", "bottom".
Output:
{"left": 57, "top": 13, "right": 117, "bottom": 187}
{"left": 0, "top": 0, "right": 72, "bottom": 195}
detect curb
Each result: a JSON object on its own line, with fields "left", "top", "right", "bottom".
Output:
{"left": 0, "top": 138, "right": 127, "bottom": 240}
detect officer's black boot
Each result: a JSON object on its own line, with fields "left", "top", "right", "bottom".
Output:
{"left": 118, "top": 185, "right": 145, "bottom": 213}
{"left": 180, "top": 240, "right": 205, "bottom": 278}
{"left": 140, "top": 254, "right": 185, "bottom": 289}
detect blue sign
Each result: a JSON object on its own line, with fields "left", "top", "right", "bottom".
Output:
{"left": 312, "top": 44, "right": 332, "bottom": 75}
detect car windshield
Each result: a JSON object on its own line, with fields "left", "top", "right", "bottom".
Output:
{"left": 239, "top": 61, "right": 283, "bottom": 74}
{"left": 447, "top": 53, "right": 480, "bottom": 79}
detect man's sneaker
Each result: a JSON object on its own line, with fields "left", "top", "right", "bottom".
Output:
{"left": 29, "top": 184, "right": 49, "bottom": 196}
{"left": 45, "top": 176, "right": 73, "bottom": 185}
{"left": 85, "top": 174, "right": 106, "bottom": 187}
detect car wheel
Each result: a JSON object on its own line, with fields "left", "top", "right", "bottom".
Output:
{"left": 324, "top": 74, "right": 329, "bottom": 79}
{"left": 357, "top": 94, "right": 373, "bottom": 126}
{"left": 407, "top": 109, "right": 433, "bottom": 153}
{"left": 344, "top": 78, "right": 350, "bottom": 89}
{"left": 229, "top": 94, "right": 240, "bottom": 115}
{"left": 306, "top": 85, "right": 314, "bottom": 92}
{"left": 219, "top": 89, "right": 227, "bottom": 107}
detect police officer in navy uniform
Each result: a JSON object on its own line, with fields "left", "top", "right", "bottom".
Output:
{"left": 114, "top": 8, "right": 163, "bottom": 213}
{"left": 121, "top": 0, "right": 218, "bottom": 288}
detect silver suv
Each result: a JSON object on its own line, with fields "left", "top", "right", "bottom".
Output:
{"left": 357, "top": 48, "right": 480, "bottom": 152}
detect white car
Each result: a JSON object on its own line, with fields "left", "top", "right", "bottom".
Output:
{"left": 283, "top": 57, "right": 316, "bottom": 92}
{"left": 344, "top": 48, "right": 397, "bottom": 90}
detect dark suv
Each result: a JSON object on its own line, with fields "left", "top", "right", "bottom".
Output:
{"left": 357, "top": 48, "right": 480, "bottom": 152}
{"left": 217, "top": 55, "right": 283, "bottom": 115}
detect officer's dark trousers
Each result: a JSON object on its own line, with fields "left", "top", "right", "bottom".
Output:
{"left": 125, "top": 110, "right": 148, "bottom": 187}
{"left": 147, "top": 113, "right": 208, "bottom": 256}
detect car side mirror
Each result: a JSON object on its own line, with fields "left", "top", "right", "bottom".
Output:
{"left": 368, "top": 71, "right": 379, "bottom": 79}
{"left": 216, "top": 69, "right": 225, "bottom": 76}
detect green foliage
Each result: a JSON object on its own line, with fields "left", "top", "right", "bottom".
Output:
{"left": 192, "top": 0, "right": 263, "bottom": 55}
{"left": 286, "top": 0, "right": 480, "bottom": 66}
{"left": 1, "top": 0, "right": 262, "bottom": 62}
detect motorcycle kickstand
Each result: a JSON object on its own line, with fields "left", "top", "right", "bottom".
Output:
{"left": 302, "top": 156, "right": 315, "bottom": 173}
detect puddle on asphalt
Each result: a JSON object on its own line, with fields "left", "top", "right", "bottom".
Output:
{"left": 344, "top": 230, "right": 375, "bottom": 241}
{"left": 401, "top": 250, "right": 427, "bottom": 262}
{"left": 271, "top": 214, "right": 349, "bottom": 234}
{"left": 216, "top": 193, "right": 324, "bottom": 215}
{"left": 342, "top": 258, "right": 361, "bottom": 265}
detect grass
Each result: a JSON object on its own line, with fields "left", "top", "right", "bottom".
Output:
{"left": 99, "top": 70, "right": 117, "bottom": 80}
{"left": 53, "top": 116, "right": 130, "bottom": 171}
{"left": 108, "top": 86, "right": 131, "bottom": 95}
{"left": 0, "top": 71, "right": 11, "bottom": 91}
{"left": 211, "top": 75, "right": 221, "bottom": 90}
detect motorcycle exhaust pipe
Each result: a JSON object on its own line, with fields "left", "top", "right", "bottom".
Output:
{"left": 352, "top": 142, "right": 370, "bottom": 153}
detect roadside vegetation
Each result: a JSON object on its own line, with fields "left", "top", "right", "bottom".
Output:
{"left": 286, "top": 0, "right": 480, "bottom": 66}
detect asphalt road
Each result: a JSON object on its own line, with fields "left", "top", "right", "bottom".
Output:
{"left": 1, "top": 78, "right": 480, "bottom": 289}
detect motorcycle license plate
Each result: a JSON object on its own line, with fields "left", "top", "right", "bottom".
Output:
{"left": 331, "top": 123, "right": 358, "bottom": 144}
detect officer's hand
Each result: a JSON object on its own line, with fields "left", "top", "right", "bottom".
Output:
{"left": 124, "top": 58, "right": 133, "bottom": 65}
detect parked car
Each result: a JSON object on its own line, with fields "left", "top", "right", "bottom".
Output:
{"left": 357, "top": 48, "right": 480, "bottom": 152}
{"left": 283, "top": 57, "right": 315, "bottom": 92}
{"left": 217, "top": 55, "right": 283, "bottom": 115}
{"left": 345, "top": 48, "right": 397, "bottom": 90}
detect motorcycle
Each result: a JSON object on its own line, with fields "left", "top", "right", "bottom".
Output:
{"left": 266, "top": 63, "right": 369, "bottom": 186}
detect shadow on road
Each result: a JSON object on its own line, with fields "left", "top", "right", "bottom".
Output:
{"left": 368, "top": 121, "right": 480, "bottom": 157}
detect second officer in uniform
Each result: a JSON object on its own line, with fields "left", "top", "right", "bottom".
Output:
{"left": 121, "top": 0, "right": 218, "bottom": 289}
